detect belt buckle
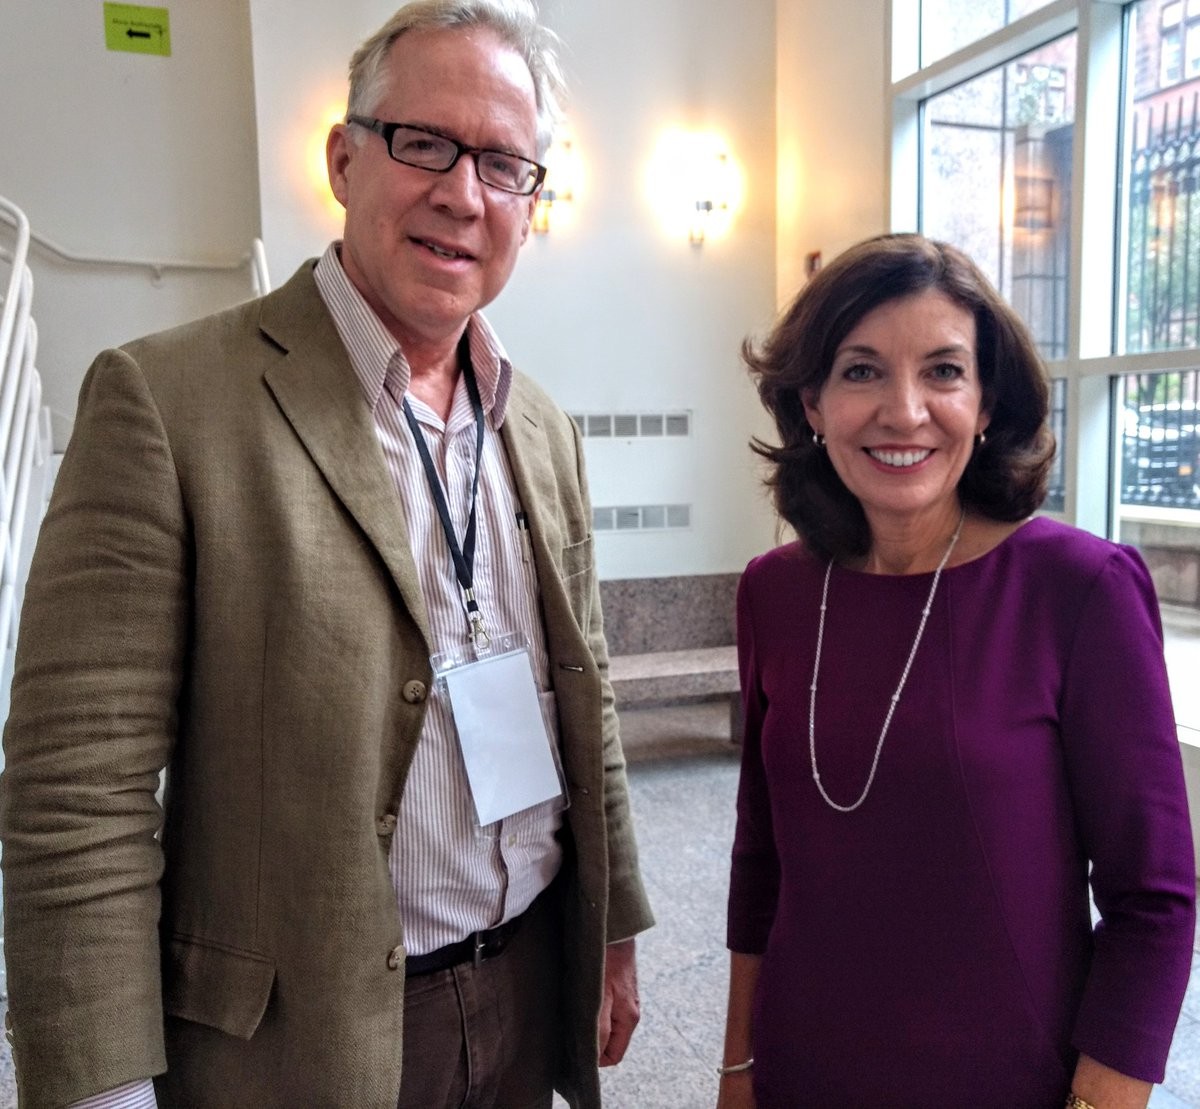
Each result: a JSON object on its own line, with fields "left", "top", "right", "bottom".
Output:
{"left": 473, "top": 931, "right": 485, "bottom": 969}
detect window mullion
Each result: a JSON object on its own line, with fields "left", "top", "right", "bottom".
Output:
{"left": 1072, "top": 1, "right": 1125, "bottom": 363}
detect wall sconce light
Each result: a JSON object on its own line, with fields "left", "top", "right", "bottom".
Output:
{"left": 688, "top": 155, "right": 729, "bottom": 245}
{"left": 647, "top": 129, "right": 742, "bottom": 246}
{"left": 1014, "top": 173, "right": 1054, "bottom": 231}
{"left": 532, "top": 189, "right": 557, "bottom": 235}
{"left": 532, "top": 137, "right": 578, "bottom": 235}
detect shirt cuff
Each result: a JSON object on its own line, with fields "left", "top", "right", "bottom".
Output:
{"left": 69, "top": 1078, "right": 157, "bottom": 1108}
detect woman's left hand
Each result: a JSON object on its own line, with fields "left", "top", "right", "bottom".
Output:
{"left": 1069, "top": 1054, "right": 1151, "bottom": 1109}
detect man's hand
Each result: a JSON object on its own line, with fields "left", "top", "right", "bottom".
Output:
{"left": 597, "top": 937, "right": 639, "bottom": 1066}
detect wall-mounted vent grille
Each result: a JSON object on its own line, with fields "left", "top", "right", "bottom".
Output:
{"left": 571, "top": 412, "right": 691, "bottom": 438}
{"left": 593, "top": 504, "right": 691, "bottom": 531}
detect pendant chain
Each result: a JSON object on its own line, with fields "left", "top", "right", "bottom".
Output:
{"left": 808, "top": 510, "right": 965, "bottom": 813}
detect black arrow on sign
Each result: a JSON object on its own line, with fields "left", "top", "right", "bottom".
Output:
{"left": 126, "top": 29, "right": 151, "bottom": 39}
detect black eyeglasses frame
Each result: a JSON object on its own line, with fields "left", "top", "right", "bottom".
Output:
{"left": 347, "top": 116, "right": 547, "bottom": 196}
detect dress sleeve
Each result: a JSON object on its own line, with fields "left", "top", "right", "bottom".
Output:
{"left": 726, "top": 562, "right": 782, "bottom": 954}
{"left": 1061, "top": 546, "right": 1196, "bottom": 1082}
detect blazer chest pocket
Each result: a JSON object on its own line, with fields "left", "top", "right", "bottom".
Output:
{"left": 164, "top": 934, "right": 276, "bottom": 1040}
{"left": 558, "top": 534, "right": 594, "bottom": 627}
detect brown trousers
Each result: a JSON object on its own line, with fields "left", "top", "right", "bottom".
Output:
{"left": 398, "top": 898, "right": 563, "bottom": 1109}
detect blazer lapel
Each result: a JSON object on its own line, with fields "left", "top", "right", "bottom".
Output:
{"left": 501, "top": 384, "right": 564, "bottom": 571}
{"left": 501, "top": 378, "right": 595, "bottom": 670}
{"left": 259, "top": 266, "right": 433, "bottom": 652}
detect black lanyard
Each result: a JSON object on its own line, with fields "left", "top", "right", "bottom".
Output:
{"left": 401, "top": 344, "right": 488, "bottom": 646}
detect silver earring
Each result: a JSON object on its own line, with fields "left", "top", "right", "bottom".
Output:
{"left": 975, "top": 431, "right": 986, "bottom": 448}
{"left": 812, "top": 432, "right": 826, "bottom": 448}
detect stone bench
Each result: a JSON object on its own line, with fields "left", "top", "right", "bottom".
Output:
{"left": 609, "top": 645, "right": 742, "bottom": 742}
{"left": 600, "top": 574, "right": 742, "bottom": 743}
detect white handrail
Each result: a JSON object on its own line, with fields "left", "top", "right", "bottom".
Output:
{"left": 0, "top": 269, "right": 33, "bottom": 472}
{"left": 3, "top": 328, "right": 37, "bottom": 576}
{"left": 24, "top": 227, "right": 252, "bottom": 280}
{"left": 251, "top": 237, "right": 272, "bottom": 295}
{"left": 0, "top": 202, "right": 254, "bottom": 282}
{"left": 0, "top": 389, "right": 37, "bottom": 651}
{"left": 0, "top": 582, "right": 13, "bottom": 678}
{"left": 7, "top": 389, "right": 42, "bottom": 650}
{"left": 0, "top": 198, "right": 29, "bottom": 383}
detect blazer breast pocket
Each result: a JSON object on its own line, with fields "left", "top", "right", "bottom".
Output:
{"left": 558, "top": 534, "right": 595, "bottom": 629}
{"left": 163, "top": 934, "right": 276, "bottom": 1040}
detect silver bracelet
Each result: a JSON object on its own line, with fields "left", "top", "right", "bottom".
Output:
{"left": 717, "top": 1057, "right": 754, "bottom": 1076}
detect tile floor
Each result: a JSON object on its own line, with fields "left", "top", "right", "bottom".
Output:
{"left": 4, "top": 693, "right": 1200, "bottom": 1107}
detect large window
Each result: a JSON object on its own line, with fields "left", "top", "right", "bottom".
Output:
{"left": 892, "top": 0, "right": 1200, "bottom": 737}
{"left": 922, "top": 36, "right": 1076, "bottom": 359}
{"left": 919, "top": 0, "right": 1059, "bottom": 67}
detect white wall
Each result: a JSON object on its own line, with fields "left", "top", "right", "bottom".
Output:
{"left": 249, "top": 0, "right": 380, "bottom": 270}
{"left": 0, "top": 0, "right": 261, "bottom": 446}
{"left": 775, "top": 0, "right": 890, "bottom": 305}
{"left": 512, "top": 0, "right": 780, "bottom": 579}
{"left": 249, "top": 0, "right": 780, "bottom": 580}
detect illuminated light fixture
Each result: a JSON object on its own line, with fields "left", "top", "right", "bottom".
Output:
{"left": 688, "top": 155, "right": 729, "bottom": 245}
{"left": 532, "top": 188, "right": 558, "bottom": 235}
{"left": 646, "top": 129, "right": 743, "bottom": 246}
{"left": 532, "top": 135, "right": 579, "bottom": 235}
{"left": 1014, "top": 173, "right": 1054, "bottom": 231}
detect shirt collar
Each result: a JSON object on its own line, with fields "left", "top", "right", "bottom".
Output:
{"left": 313, "top": 242, "right": 513, "bottom": 426}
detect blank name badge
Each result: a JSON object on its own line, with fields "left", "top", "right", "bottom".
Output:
{"left": 442, "top": 647, "right": 563, "bottom": 825}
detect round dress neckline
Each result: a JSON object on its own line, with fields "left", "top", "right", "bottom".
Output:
{"left": 829, "top": 514, "right": 1048, "bottom": 581}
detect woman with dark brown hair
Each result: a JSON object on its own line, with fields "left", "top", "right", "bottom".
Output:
{"left": 717, "top": 234, "right": 1195, "bottom": 1109}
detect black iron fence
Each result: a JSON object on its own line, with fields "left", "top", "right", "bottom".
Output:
{"left": 1127, "top": 96, "right": 1200, "bottom": 353}
{"left": 1120, "top": 98, "right": 1200, "bottom": 511}
{"left": 1119, "top": 370, "right": 1200, "bottom": 509}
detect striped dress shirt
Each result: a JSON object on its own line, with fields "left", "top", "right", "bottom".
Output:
{"left": 313, "top": 244, "right": 563, "bottom": 955}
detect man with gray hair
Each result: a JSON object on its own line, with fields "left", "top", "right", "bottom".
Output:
{"left": 0, "top": 2, "right": 652, "bottom": 1106}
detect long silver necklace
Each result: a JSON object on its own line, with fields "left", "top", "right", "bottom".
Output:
{"left": 808, "top": 510, "right": 965, "bottom": 813}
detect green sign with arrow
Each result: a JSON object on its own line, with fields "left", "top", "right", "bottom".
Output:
{"left": 104, "top": 3, "right": 171, "bottom": 57}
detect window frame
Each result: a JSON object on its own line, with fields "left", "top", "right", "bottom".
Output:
{"left": 887, "top": 0, "right": 1200, "bottom": 542}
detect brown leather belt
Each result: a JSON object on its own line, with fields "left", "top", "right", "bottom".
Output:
{"left": 404, "top": 907, "right": 530, "bottom": 977}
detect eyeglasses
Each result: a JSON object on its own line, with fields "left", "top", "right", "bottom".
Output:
{"left": 347, "top": 116, "right": 547, "bottom": 196}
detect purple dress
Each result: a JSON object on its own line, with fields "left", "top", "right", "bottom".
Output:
{"left": 728, "top": 517, "right": 1195, "bottom": 1108}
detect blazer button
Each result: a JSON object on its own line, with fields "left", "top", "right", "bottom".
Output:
{"left": 376, "top": 814, "right": 397, "bottom": 836}
{"left": 387, "top": 945, "right": 404, "bottom": 970}
{"left": 402, "top": 680, "right": 427, "bottom": 704}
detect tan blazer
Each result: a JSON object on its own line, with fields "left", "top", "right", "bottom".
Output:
{"left": 0, "top": 263, "right": 652, "bottom": 1109}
